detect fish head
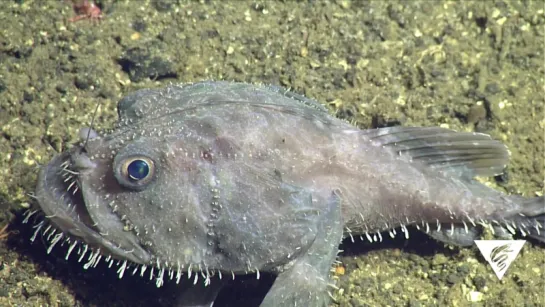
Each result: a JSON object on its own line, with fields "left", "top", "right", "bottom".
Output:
{"left": 34, "top": 85, "right": 228, "bottom": 274}
{"left": 35, "top": 82, "right": 332, "bottom": 281}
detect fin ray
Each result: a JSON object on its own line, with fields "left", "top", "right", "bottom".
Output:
{"left": 362, "top": 126, "right": 509, "bottom": 178}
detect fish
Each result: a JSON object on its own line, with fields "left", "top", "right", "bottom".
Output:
{"left": 31, "top": 81, "right": 544, "bottom": 306}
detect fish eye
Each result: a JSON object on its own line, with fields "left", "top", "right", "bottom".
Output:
{"left": 127, "top": 159, "right": 150, "bottom": 181}
{"left": 118, "top": 156, "right": 155, "bottom": 189}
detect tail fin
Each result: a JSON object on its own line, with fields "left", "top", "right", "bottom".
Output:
{"left": 508, "top": 196, "right": 545, "bottom": 243}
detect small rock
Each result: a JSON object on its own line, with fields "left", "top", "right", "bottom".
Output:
{"left": 467, "top": 104, "right": 487, "bottom": 124}
{"left": 0, "top": 78, "right": 6, "bottom": 93}
{"left": 74, "top": 74, "right": 94, "bottom": 90}
{"left": 473, "top": 275, "right": 486, "bottom": 290}
{"left": 117, "top": 47, "right": 177, "bottom": 82}
{"left": 431, "top": 253, "right": 448, "bottom": 266}
{"left": 446, "top": 273, "right": 460, "bottom": 284}
{"left": 153, "top": 0, "right": 172, "bottom": 12}
{"left": 466, "top": 291, "right": 483, "bottom": 302}
{"left": 55, "top": 84, "right": 68, "bottom": 94}
{"left": 485, "top": 82, "right": 501, "bottom": 94}
{"left": 392, "top": 283, "right": 403, "bottom": 294}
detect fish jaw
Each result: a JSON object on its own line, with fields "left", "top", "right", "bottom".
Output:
{"left": 34, "top": 150, "right": 152, "bottom": 264}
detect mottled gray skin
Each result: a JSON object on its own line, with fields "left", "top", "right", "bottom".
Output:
{"left": 34, "top": 81, "right": 544, "bottom": 307}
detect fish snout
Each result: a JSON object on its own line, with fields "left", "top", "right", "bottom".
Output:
{"left": 71, "top": 150, "right": 97, "bottom": 173}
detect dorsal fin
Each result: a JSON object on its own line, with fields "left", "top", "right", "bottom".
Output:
{"left": 362, "top": 126, "right": 509, "bottom": 178}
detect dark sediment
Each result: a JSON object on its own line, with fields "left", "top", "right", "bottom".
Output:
{"left": 0, "top": 1, "right": 543, "bottom": 306}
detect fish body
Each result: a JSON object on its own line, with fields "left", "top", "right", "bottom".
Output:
{"left": 34, "top": 81, "right": 544, "bottom": 306}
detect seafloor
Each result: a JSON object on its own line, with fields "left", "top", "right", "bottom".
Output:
{"left": 0, "top": 1, "right": 543, "bottom": 306}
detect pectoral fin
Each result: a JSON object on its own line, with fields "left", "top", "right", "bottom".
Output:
{"left": 260, "top": 191, "right": 343, "bottom": 307}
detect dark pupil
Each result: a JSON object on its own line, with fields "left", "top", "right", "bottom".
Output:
{"left": 127, "top": 160, "right": 149, "bottom": 181}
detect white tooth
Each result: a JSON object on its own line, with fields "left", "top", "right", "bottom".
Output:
{"left": 156, "top": 268, "right": 165, "bottom": 288}
{"left": 46, "top": 232, "right": 63, "bottom": 254}
{"left": 193, "top": 273, "right": 198, "bottom": 285}
{"left": 140, "top": 264, "right": 147, "bottom": 277}
{"left": 78, "top": 244, "right": 88, "bottom": 262}
{"left": 117, "top": 260, "right": 127, "bottom": 279}
{"left": 67, "top": 180, "right": 77, "bottom": 193}
{"left": 66, "top": 240, "right": 78, "bottom": 260}
{"left": 46, "top": 228, "right": 56, "bottom": 241}
{"left": 94, "top": 254, "right": 102, "bottom": 268}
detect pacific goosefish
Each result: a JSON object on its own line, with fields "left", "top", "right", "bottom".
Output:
{"left": 31, "top": 81, "right": 544, "bottom": 306}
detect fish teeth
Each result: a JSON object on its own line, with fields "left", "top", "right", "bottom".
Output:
{"left": 65, "top": 240, "right": 78, "bottom": 260}
{"left": 401, "top": 224, "right": 410, "bottom": 239}
{"left": 78, "top": 244, "right": 88, "bottom": 262}
{"left": 117, "top": 259, "right": 128, "bottom": 279}
{"left": 140, "top": 264, "right": 147, "bottom": 277}
{"left": 155, "top": 268, "right": 165, "bottom": 288}
{"left": 47, "top": 232, "right": 63, "bottom": 254}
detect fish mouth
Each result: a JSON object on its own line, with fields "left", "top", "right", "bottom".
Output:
{"left": 35, "top": 151, "right": 151, "bottom": 264}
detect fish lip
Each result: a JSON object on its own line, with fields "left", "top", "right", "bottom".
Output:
{"left": 35, "top": 151, "right": 151, "bottom": 264}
